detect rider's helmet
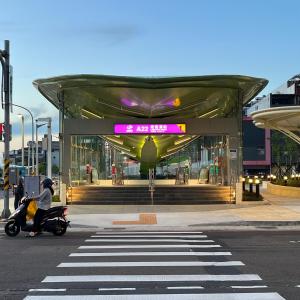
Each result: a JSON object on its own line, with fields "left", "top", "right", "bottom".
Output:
{"left": 42, "top": 178, "right": 53, "bottom": 189}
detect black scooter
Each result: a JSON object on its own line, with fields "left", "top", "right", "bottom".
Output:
{"left": 5, "top": 196, "right": 70, "bottom": 237}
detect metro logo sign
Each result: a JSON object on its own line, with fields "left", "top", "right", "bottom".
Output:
{"left": 114, "top": 124, "right": 186, "bottom": 134}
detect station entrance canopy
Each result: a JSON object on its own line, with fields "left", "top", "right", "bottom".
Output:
{"left": 33, "top": 74, "right": 267, "bottom": 185}
{"left": 251, "top": 106, "right": 300, "bottom": 144}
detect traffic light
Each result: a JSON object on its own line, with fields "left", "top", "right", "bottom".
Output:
{"left": 0, "top": 123, "right": 12, "bottom": 141}
{"left": 0, "top": 123, "right": 4, "bottom": 141}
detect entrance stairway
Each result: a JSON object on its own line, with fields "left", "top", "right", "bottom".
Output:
{"left": 68, "top": 185, "right": 233, "bottom": 205}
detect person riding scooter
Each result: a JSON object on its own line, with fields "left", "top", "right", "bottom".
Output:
{"left": 28, "top": 178, "right": 54, "bottom": 237}
{"left": 5, "top": 188, "right": 69, "bottom": 237}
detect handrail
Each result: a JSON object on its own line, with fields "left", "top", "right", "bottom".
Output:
{"left": 149, "top": 168, "right": 155, "bottom": 205}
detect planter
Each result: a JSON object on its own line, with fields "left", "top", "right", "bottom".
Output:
{"left": 267, "top": 182, "right": 300, "bottom": 198}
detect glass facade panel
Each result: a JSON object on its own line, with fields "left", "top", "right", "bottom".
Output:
{"left": 70, "top": 135, "right": 228, "bottom": 185}
{"left": 243, "top": 121, "right": 266, "bottom": 161}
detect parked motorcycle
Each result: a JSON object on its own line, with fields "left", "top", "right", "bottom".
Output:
{"left": 5, "top": 196, "right": 70, "bottom": 237}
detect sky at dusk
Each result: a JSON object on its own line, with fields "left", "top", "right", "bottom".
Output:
{"left": 0, "top": 0, "right": 300, "bottom": 153}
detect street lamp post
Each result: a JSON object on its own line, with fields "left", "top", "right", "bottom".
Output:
{"left": 17, "top": 114, "right": 24, "bottom": 167}
{"left": 35, "top": 122, "right": 46, "bottom": 176}
{"left": 36, "top": 117, "right": 52, "bottom": 178}
{"left": 12, "top": 104, "right": 35, "bottom": 175}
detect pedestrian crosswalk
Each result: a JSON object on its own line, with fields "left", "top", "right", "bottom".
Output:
{"left": 23, "top": 231, "right": 286, "bottom": 300}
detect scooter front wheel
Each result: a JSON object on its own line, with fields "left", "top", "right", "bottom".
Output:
{"left": 5, "top": 219, "right": 20, "bottom": 237}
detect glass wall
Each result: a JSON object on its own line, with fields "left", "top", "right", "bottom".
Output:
{"left": 70, "top": 135, "right": 228, "bottom": 185}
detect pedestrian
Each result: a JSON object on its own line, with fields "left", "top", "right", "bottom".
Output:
{"left": 14, "top": 177, "right": 24, "bottom": 210}
{"left": 28, "top": 178, "right": 54, "bottom": 237}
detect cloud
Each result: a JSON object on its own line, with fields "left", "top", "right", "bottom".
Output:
{"left": 65, "top": 24, "right": 142, "bottom": 46}
{"left": 0, "top": 21, "right": 28, "bottom": 34}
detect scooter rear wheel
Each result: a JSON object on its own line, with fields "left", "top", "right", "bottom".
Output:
{"left": 5, "top": 219, "right": 20, "bottom": 237}
{"left": 52, "top": 221, "right": 67, "bottom": 236}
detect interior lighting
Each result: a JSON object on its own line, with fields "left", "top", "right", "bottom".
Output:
{"left": 174, "top": 136, "right": 192, "bottom": 145}
{"left": 209, "top": 113, "right": 219, "bottom": 118}
{"left": 81, "top": 108, "right": 103, "bottom": 119}
{"left": 198, "top": 108, "right": 219, "bottom": 118}
{"left": 173, "top": 97, "right": 181, "bottom": 107}
{"left": 121, "top": 98, "right": 139, "bottom": 107}
{"left": 105, "top": 136, "right": 124, "bottom": 145}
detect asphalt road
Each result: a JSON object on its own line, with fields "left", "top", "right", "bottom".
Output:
{"left": 0, "top": 229, "right": 299, "bottom": 300}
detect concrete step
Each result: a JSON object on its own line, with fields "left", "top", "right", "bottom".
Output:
{"left": 68, "top": 185, "right": 232, "bottom": 205}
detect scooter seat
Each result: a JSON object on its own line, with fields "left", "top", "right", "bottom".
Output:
{"left": 47, "top": 206, "right": 63, "bottom": 213}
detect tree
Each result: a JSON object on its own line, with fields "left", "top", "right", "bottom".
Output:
{"left": 271, "top": 131, "right": 299, "bottom": 165}
{"left": 52, "top": 164, "right": 59, "bottom": 175}
{"left": 38, "top": 162, "right": 46, "bottom": 175}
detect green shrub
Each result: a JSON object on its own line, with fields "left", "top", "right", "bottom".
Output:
{"left": 52, "top": 195, "right": 60, "bottom": 202}
{"left": 272, "top": 179, "right": 300, "bottom": 187}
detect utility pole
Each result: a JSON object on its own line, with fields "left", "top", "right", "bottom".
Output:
{"left": 0, "top": 40, "right": 11, "bottom": 218}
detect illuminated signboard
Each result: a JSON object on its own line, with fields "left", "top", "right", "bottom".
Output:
{"left": 114, "top": 124, "right": 186, "bottom": 134}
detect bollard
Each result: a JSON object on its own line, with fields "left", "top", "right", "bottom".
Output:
{"left": 242, "top": 177, "right": 245, "bottom": 191}
{"left": 255, "top": 179, "right": 260, "bottom": 198}
{"left": 248, "top": 178, "right": 253, "bottom": 193}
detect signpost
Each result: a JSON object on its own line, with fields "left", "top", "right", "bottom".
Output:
{"left": 114, "top": 123, "right": 186, "bottom": 134}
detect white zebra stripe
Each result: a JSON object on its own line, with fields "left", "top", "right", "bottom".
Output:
{"left": 90, "top": 235, "right": 207, "bottom": 238}
{"left": 95, "top": 232, "right": 203, "bottom": 234}
{"left": 85, "top": 239, "right": 214, "bottom": 243}
{"left": 69, "top": 251, "right": 232, "bottom": 257}
{"left": 99, "top": 288, "right": 136, "bottom": 291}
{"left": 42, "top": 274, "right": 262, "bottom": 283}
{"left": 231, "top": 285, "right": 268, "bottom": 289}
{"left": 79, "top": 244, "right": 221, "bottom": 249}
{"left": 23, "top": 292, "right": 285, "bottom": 299}
{"left": 57, "top": 261, "right": 244, "bottom": 268}
{"left": 28, "top": 289, "right": 66, "bottom": 292}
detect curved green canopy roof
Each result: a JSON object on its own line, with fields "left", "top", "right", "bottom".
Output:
{"left": 33, "top": 74, "right": 268, "bottom": 161}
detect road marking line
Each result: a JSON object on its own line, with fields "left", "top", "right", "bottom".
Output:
{"left": 79, "top": 244, "right": 221, "bottom": 249}
{"left": 85, "top": 239, "right": 214, "bottom": 243}
{"left": 57, "top": 261, "right": 244, "bottom": 268}
{"left": 99, "top": 287, "right": 136, "bottom": 291}
{"left": 42, "top": 274, "right": 262, "bottom": 283}
{"left": 28, "top": 289, "right": 66, "bottom": 292}
{"left": 70, "top": 251, "right": 232, "bottom": 257}
{"left": 23, "top": 292, "right": 285, "bottom": 299}
{"left": 231, "top": 285, "right": 268, "bottom": 289}
{"left": 91, "top": 235, "right": 207, "bottom": 238}
{"left": 167, "top": 286, "right": 204, "bottom": 290}
{"left": 96, "top": 231, "right": 203, "bottom": 234}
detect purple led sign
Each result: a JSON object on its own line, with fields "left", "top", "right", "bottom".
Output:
{"left": 114, "top": 124, "right": 186, "bottom": 134}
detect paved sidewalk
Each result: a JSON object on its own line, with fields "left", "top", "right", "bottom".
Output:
{"left": 1, "top": 189, "right": 299, "bottom": 230}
